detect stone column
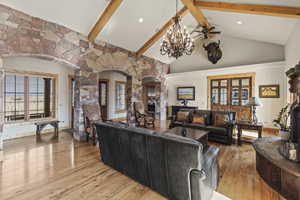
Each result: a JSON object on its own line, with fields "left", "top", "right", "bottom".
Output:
{"left": 73, "top": 69, "right": 99, "bottom": 141}
{"left": 0, "top": 57, "right": 4, "bottom": 162}
{"left": 159, "top": 78, "right": 167, "bottom": 122}
{"left": 73, "top": 70, "right": 81, "bottom": 141}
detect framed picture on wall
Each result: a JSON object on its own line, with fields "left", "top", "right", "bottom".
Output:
{"left": 177, "top": 87, "right": 195, "bottom": 100}
{"left": 259, "top": 85, "right": 280, "bottom": 98}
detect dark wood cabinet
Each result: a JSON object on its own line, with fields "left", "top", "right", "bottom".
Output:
{"left": 253, "top": 137, "right": 300, "bottom": 200}
{"left": 171, "top": 105, "right": 198, "bottom": 118}
{"left": 209, "top": 75, "right": 253, "bottom": 121}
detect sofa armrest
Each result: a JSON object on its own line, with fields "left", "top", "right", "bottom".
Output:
{"left": 190, "top": 169, "right": 213, "bottom": 200}
{"left": 225, "top": 122, "right": 235, "bottom": 129}
{"left": 171, "top": 115, "right": 176, "bottom": 122}
{"left": 224, "top": 122, "right": 235, "bottom": 144}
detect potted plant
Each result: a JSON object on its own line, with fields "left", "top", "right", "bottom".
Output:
{"left": 273, "top": 104, "right": 291, "bottom": 140}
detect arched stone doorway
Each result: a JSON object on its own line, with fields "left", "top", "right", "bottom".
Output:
{"left": 141, "top": 76, "right": 168, "bottom": 124}
{"left": 142, "top": 76, "right": 161, "bottom": 120}
{"left": 98, "top": 70, "right": 133, "bottom": 123}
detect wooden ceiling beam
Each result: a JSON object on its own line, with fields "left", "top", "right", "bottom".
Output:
{"left": 194, "top": 1, "right": 300, "bottom": 19}
{"left": 181, "top": 0, "right": 211, "bottom": 27}
{"left": 88, "top": 0, "right": 123, "bottom": 42}
{"left": 136, "top": 7, "right": 189, "bottom": 57}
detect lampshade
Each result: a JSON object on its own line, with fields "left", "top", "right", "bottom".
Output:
{"left": 247, "top": 97, "right": 263, "bottom": 107}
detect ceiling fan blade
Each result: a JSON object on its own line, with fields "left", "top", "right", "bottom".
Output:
{"left": 208, "top": 26, "right": 215, "bottom": 31}
{"left": 193, "top": 35, "right": 202, "bottom": 40}
{"left": 210, "top": 31, "right": 221, "bottom": 34}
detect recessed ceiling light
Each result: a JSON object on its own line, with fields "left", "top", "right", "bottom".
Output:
{"left": 237, "top": 20, "right": 243, "bottom": 25}
{"left": 138, "top": 18, "right": 144, "bottom": 23}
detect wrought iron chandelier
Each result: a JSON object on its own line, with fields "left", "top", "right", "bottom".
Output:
{"left": 160, "top": 0, "right": 195, "bottom": 59}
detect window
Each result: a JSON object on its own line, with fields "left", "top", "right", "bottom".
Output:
{"left": 115, "top": 81, "right": 126, "bottom": 112}
{"left": 211, "top": 79, "right": 228, "bottom": 105}
{"left": 4, "top": 75, "right": 25, "bottom": 121}
{"left": 4, "top": 72, "right": 56, "bottom": 123}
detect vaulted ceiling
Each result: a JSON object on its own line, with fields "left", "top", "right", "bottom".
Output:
{"left": 1, "top": 0, "right": 299, "bottom": 65}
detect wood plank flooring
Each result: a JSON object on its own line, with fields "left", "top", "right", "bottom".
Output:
{"left": 0, "top": 131, "right": 284, "bottom": 200}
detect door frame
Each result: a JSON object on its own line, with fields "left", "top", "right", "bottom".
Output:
{"left": 68, "top": 75, "right": 75, "bottom": 129}
{"left": 99, "top": 79, "right": 109, "bottom": 120}
{"left": 207, "top": 72, "right": 256, "bottom": 109}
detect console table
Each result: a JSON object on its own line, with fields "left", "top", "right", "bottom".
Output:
{"left": 170, "top": 105, "right": 198, "bottom": 119}
{"left": 253, "top": 137, "right": 300, "bottom": 200}
{"left": 237, "top": 121, "right": 263, "bottom": 145}
{"left": 35, "top": 120, "right": 60, "bottom": 141}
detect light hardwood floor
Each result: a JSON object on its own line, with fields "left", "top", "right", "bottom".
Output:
{"left": 0, "top": 131, "right": 284, "bottom": 200}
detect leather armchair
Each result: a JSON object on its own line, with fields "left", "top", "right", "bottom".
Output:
{"left": 133, "top": 102, "right": 155, "bottom": 128}
{"left": 82, "top": 103, "right": 102, "bottom": 145}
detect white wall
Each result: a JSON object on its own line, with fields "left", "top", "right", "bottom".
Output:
{"left": 166, "top": 62, "right": 285, "bottom": 128}
{"left": 171, "top": 35, "right": 285, "bottom": 73}
{"left": 285, "top": 20, "right": 300, "bottom": 69}
{"left": 3, "top": 57, "right": 75, "bottom": 140}
{"left": 99, "top": 71, "right": 127, "bottom": 120}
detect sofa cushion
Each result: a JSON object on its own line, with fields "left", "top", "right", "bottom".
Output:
{"left": 177, "top": 111, "right": 190, "bottom": 122}
{"left": 213, "top": 113, "right": 227, "bottom": 127}
{"left": 192, "top": 116, "right": 206, "bottom": 125}
{"left": 193, "top": 110, "right": 212, "bottom": 125}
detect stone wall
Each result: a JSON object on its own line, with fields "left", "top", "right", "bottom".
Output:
{"left": 0, "top": 4, "right": 170, "bottom": 140}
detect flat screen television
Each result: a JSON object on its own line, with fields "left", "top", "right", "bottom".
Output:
{"left": 177, "top": 87, "right": 195, "bottom": 101}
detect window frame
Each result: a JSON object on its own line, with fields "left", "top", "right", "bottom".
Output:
{"left": 3, "top": 69, "right": 58, "bottom": 124}
{"left": 115, "top": 81, "right": 126, "bottom": 113}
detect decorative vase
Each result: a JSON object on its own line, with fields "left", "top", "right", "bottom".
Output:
{"left": 280, "top": 130, "right": 290, "bottom": 141}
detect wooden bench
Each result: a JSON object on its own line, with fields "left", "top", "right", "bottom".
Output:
{"left": 35, "top": 120, "right": 60, "bottom": 141}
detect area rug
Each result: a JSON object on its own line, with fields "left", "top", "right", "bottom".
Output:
{"left": 212, "top": 192, "right": 232, "bottom": 200}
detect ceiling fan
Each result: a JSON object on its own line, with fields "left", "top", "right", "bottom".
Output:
{"left": 190, "top": 24, "right": 221, "bottom": 40}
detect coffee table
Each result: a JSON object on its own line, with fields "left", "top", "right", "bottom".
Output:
{"left": 168, "top": 127, "right": 209, "bottom": 148}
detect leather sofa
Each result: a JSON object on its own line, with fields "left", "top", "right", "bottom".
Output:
{"left": 170, "top": 110, "right": 236, "bottom": 144}
{"left": 95, "top": 122, "right": 219, "bottom": 200}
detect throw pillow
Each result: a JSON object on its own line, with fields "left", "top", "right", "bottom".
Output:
{"left": 214, "top": 114, "right": 227, "bottom": 127}
{"left": 177, "top": 111, "right": 190, "bottom": 122}
{"left": 192, "top": 116, "right": 205, "bottom": 125}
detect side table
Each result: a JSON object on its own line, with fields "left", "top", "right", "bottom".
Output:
{"left": 237, "top": 121, "right": 263, "bottom": 145}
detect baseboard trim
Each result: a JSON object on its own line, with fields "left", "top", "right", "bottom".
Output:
{"left": 111, "top": 117, "right": 127, "bottom": 122}
{"left": 4, "top": 126, "right": 70, "bottom": 141}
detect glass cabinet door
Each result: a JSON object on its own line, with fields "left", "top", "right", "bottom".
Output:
{"left": 212, "top": 88, "right": 219, "bottom": 104}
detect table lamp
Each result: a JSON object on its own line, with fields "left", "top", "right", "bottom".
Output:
{"left": 247, "top": 97, "right": 262, "bottom": 124}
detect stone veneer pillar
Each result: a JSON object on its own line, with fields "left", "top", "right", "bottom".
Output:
{"left": 73, "top": 69, "right": 99, "bottom": 141}
{"left": 0, "top": 57, "right": 3, "bottom": 162}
